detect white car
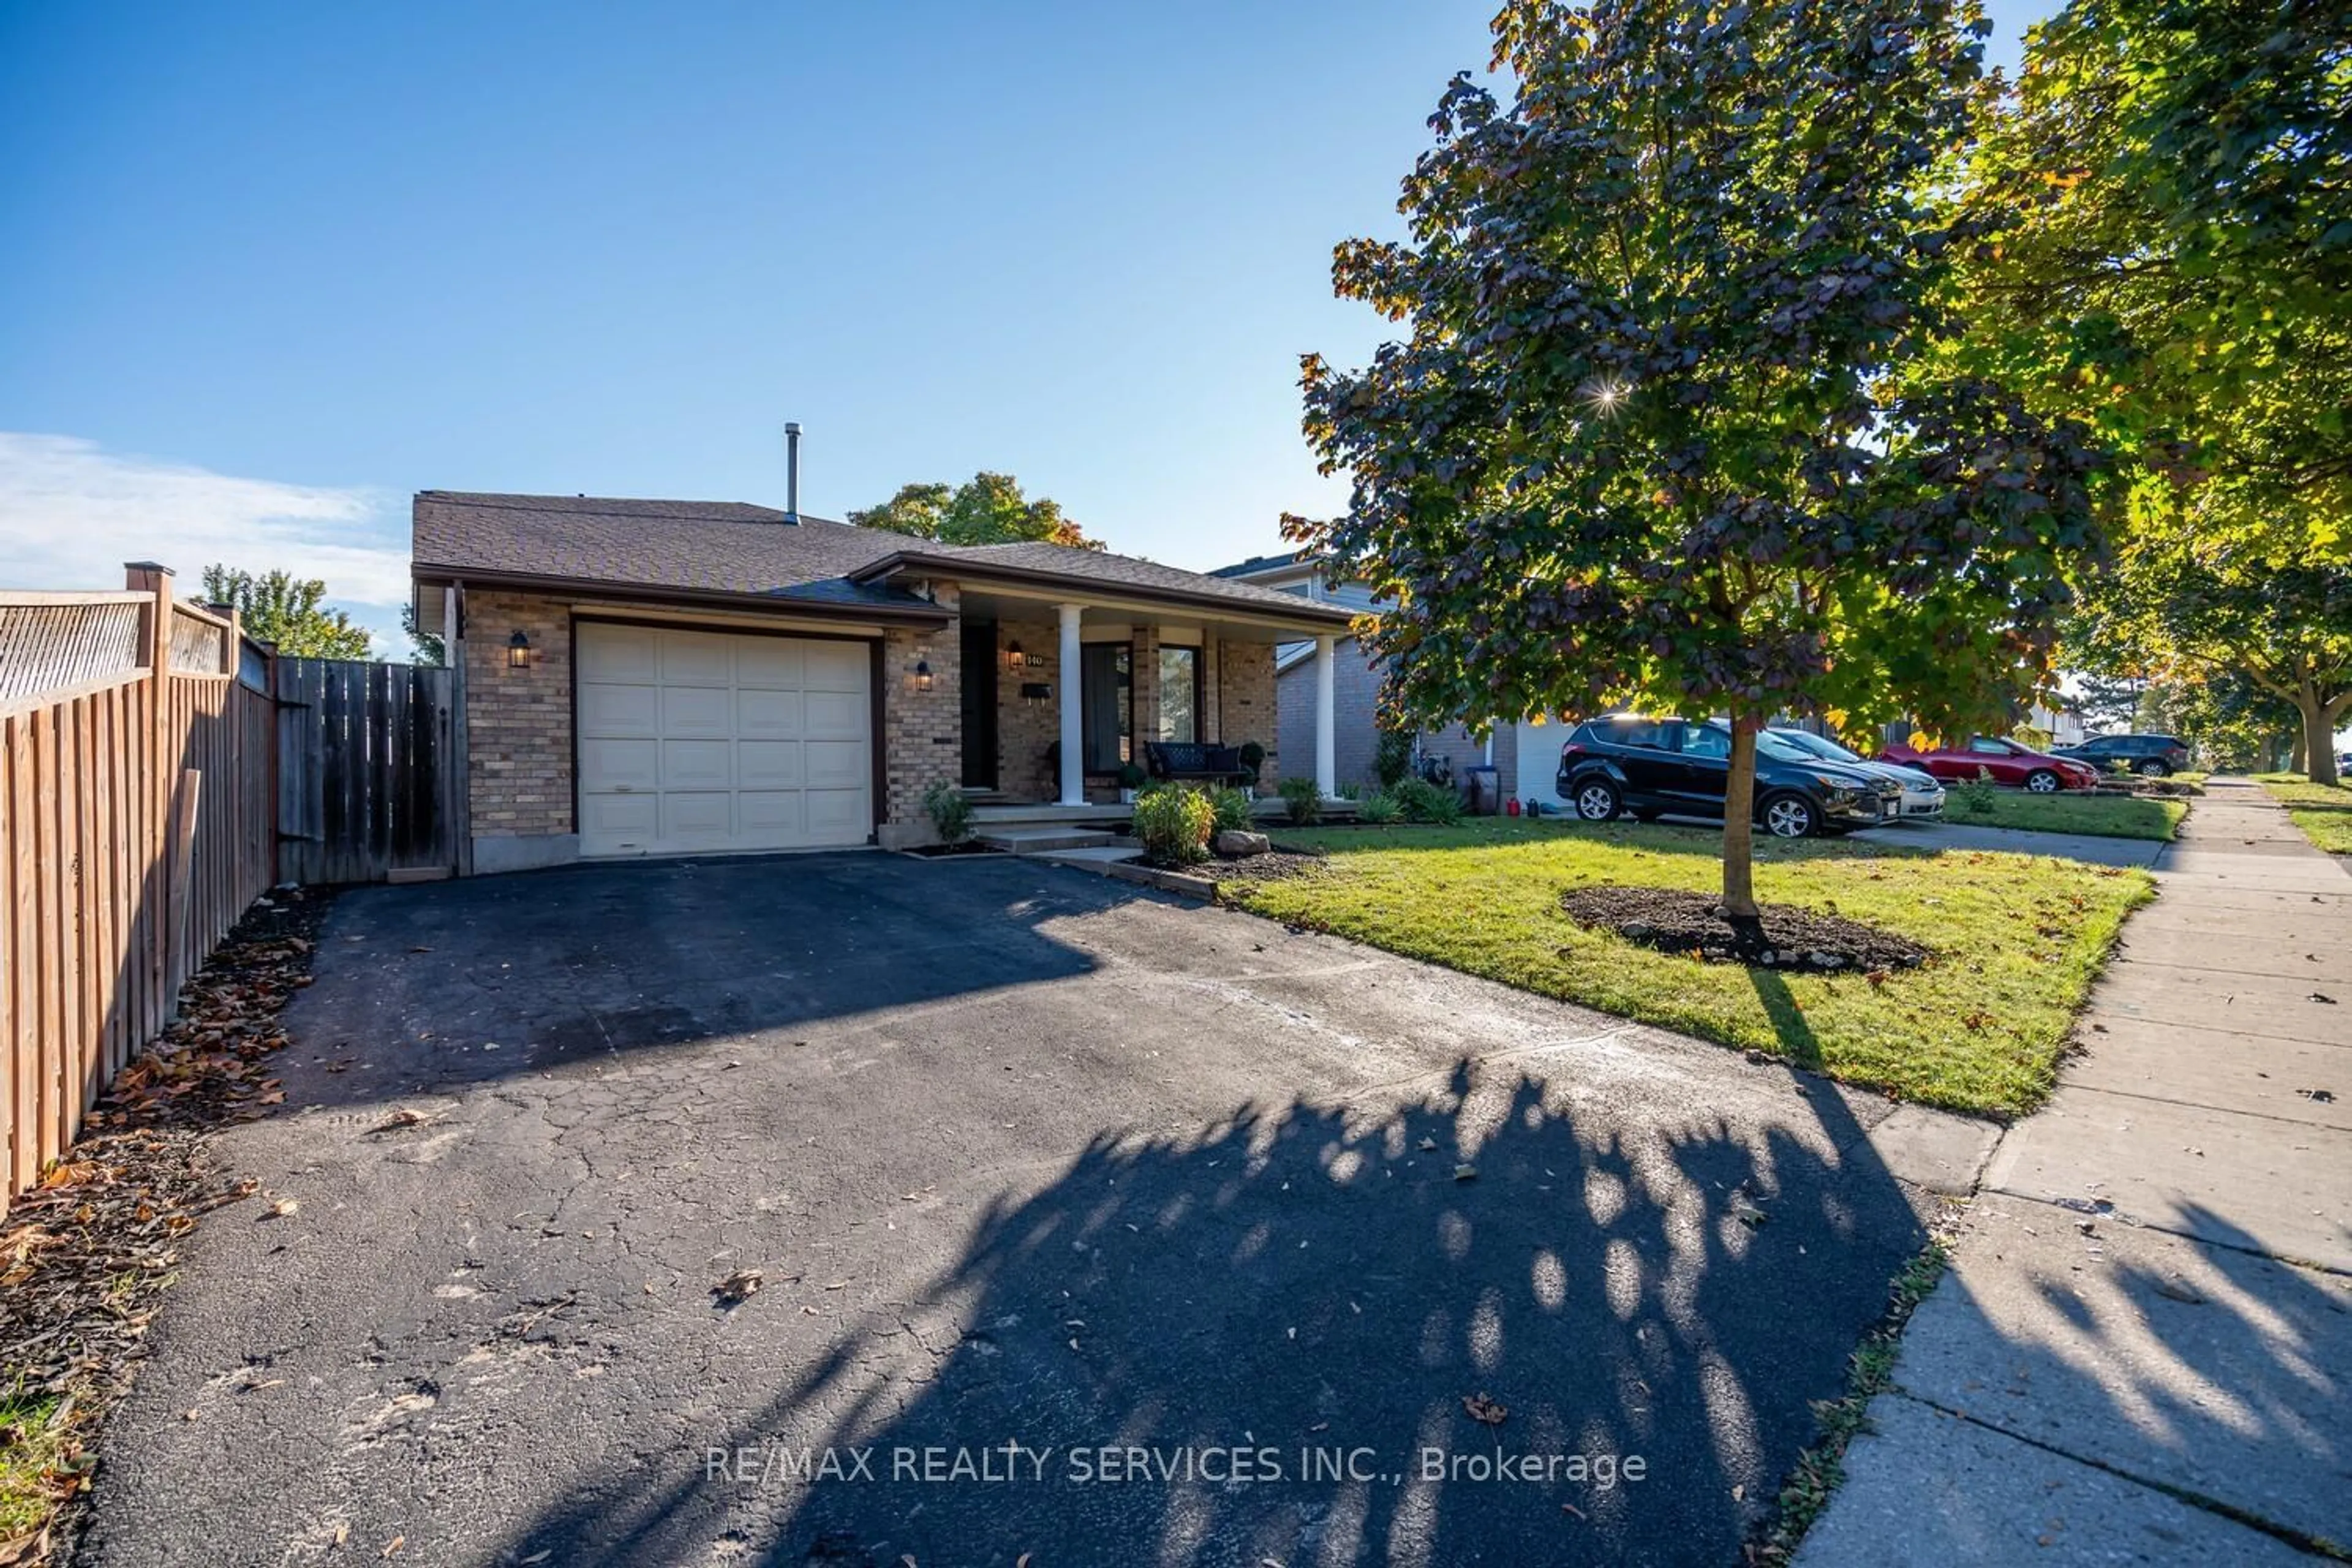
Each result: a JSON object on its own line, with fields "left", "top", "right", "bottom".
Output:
{"left": 1766, "top": 728, "right": 1944, "bottom": 821}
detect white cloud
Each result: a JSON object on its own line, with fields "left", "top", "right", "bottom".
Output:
{"left": 0, "top": 433, "right": 410, "bottom": 650}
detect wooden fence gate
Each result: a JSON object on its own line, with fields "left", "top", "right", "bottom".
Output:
{"left": 273, "top": 657, "right": 463, "bottom": 885}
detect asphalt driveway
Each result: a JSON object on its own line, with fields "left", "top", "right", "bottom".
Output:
{"left": 78, "top": 853, "right": 1960, "bottom": 1567}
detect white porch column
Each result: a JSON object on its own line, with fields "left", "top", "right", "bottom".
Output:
{"left": 1057, "top": 602, "right": 1085, "bottom": 805}
{"left": 1314, "top": 633, "right": 1337, "bottom": 799}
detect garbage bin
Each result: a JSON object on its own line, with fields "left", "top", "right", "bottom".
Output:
{"left": 1463, "top": 764, "right": 1501, "bottom": 816}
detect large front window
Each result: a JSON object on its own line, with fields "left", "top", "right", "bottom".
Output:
{"left": 1158, "top": 646, "right": 1200, "bottom": 743}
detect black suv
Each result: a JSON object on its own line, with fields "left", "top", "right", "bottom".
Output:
{"left": 2051, "top": 733, "right": 2191, "bottom": 777}
{"left": 1555, "top": 716, "right": 1901, "bottom": 837}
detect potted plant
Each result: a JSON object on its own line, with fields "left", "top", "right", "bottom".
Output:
{"left": 1117, "top": 761, "right": 1148, "bottom": 804}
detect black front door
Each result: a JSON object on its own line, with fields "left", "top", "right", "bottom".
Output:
{"left": 960, "top": 619, "right": 998, "bottom": 789}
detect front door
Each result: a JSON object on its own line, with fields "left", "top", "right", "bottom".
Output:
{"left": 960, "top": 619, "right": 998, "bottom": 789}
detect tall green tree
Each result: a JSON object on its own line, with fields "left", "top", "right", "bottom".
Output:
{"left": 1951, "top": 0, "right": 2350, "bottom": 780}
{"left": 2073, "top": 537, "right": 2352, "bottom": 782}
{"left": 200, "top": 565, "right": 374, "bottom": 660}
{"left": 1291, "top": 0, "right": 2101, "bottom": 930}
{"left": 849, "top": 472, "right": 1102, "bottom": 549}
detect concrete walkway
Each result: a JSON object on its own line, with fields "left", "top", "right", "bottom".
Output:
{"left": 1800, "top": 778, "right": 2352, "bottom": 1566}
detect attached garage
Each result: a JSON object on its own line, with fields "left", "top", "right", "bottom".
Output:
{"left": 574, "top": 622, "right": 873, "bottom": 858}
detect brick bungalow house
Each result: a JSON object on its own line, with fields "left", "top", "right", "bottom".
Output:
{"left": 410, "top": 492, "right": 1355, "bottom": 872}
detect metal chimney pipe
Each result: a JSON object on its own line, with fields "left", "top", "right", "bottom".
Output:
{"left": 784, "top": 421, "right": 802, "bottom": 523}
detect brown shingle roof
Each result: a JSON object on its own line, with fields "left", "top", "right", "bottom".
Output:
{"left": 410, "top": 492, "right": 1355, "bottom": 626}
{"left": 854, "top": 540, "right": 1352, "bottom": 621}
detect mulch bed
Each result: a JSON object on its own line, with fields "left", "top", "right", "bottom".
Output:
{"left": 0, "top": 888, "right": 329, "bottom": 1566}
{"left": 1212, "top": 846, "right": 1332, "bottom": 884}
{"left": 1561, "top": 885, "right": 1929, "bottom": 973}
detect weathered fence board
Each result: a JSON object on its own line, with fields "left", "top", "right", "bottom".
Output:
{"left": 273, "top": 657, "right": 459, "bottom": 886}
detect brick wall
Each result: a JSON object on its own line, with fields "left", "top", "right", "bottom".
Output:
{"left": 1274, "top": 635, "right": 1389, "bottom": 792}
{"left": 1131, "top": 625, "right": 1163, "bottom": 751}
{"left": 1218, "top": 638, "right": 1278, "bottom": 789}
{"left": 881, "top": 584, "right": 960, "bottom": 841}
{"left": 463, "top": 590, "right": 575, "bottom": 840}
{"left": 994, "top": 616, "right": 1060, "bottom": 799}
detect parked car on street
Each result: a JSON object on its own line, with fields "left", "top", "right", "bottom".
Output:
{"left": 1556, "top": 716, "right": 1901, "bottom": 837}
{"left": 1767, "top": 727, "right": 1945, "bottom": 820}
{"left": 1879, "top": 734, "right": 2101, "bottom": 792}
{"left": 2051, "top": 732, "right": 2192, "bottom": 777}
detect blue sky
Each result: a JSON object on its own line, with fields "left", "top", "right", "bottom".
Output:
{"left": 1, "top": 1, "right": 2052, "bottom": 648}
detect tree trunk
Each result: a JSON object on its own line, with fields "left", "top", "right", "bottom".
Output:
{"left": 2301, "top": 687, "right": 2342, "bottom": 786}
{"left": 1721, "top": 710, "right": 1764, "bottom": 944}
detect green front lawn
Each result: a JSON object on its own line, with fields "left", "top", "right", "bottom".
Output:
{"left": 1226, "top": 820, "right": 2152, "bottom": 1116}
{"left": 2254, "top": 773, "right": 2352, "bottom": 854}
{"left": 1943, "top": 788, "right": 2185, "bottom": 841}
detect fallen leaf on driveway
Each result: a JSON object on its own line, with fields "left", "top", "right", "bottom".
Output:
{"left": 1417, "top": 1137, "right": 1439, "bottom": 1153}
{"left": 262, "top": 1197, "right": 298, "bottom": 1219}
{"left": 1463, "top": 1393, "right": 1507, "bottom": 1425}
{"left": 382, "top": 1537, "right": 404, "bottom": 1558}
{"left": 712, "top": 1269, "right": 763, "bottom": 1305}
{"left": 2312, "top": 993, "right": 2339, "bottom": 1005}
{"left": 368, "top": 1109, "right": 427, "bottom": 1134}
{"left": 1453, "top": 1164, "right": 1477, "bottom": 1182}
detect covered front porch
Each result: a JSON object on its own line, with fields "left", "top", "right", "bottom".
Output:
{"left": 949, "top": 589, "right": 1348, "bottom": 808}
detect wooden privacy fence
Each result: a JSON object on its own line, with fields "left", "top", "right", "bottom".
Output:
{"left": 0, "top": 568, "right": 468, "bottom": 1206}
{"left": 1, "top": 570, "right": 275, "bottom": 1202}
{"left": 273, "top": 657, "right": 461, "bottom": 885}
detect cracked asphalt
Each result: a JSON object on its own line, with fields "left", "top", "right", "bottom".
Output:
{"left": 77, "top": 853, "right": 1947, "bottom": 1567}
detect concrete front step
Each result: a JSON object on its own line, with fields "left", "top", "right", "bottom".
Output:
{"left": 978, "top": 825, "right": 1128, "bottom": 854}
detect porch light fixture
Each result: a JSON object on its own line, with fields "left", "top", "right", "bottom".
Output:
{"left": 506, "top": 630, "right": 531, "bottom": 669}
{"left": 914, "top": 659, "right": 933, "bottom": 692}
{"left": 1005, "top": 641, "right": 1027, "bottom": 671}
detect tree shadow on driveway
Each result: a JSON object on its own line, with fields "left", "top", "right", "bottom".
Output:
{"left": 490, "top": 1062, "right": 1928, "bottom": 1567}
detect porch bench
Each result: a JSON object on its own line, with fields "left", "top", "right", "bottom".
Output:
{"left": 1144, "top": 742, "right": 1253, "bottom": 787}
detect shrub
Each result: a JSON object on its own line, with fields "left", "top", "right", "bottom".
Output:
{"left": 1133, "top": 783, "right": 1215, "bottom": 866}
{"left": 1950, "top": 769, "right": 1998, "bottom": 820}
{"left": 1355, "top": 790, "right": 1402, "bottom": 824}
{"left": 1374, "top": 728, "right": 1415, "bottom": 789}
{"left": 1204, "top": 783, "right": 1254, "bottom": 832}
{"left": 1118, "top": 761, "right": 1148, "bottom": 791}
{"left": 1237, "top": 741, "right": 1267, "bottom": 785}
{"left": 922, "top": 781, "right": 974, "bottom": 846}
{"left": 1277, "top": 776, "right": 1324, "bottom": 825}
{"left": 1390, "top": 776, "right": 1463, "bottom": 825}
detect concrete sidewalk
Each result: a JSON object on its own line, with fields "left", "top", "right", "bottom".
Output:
{"left": 1799, "top": 778, "right": 2352, "bottom": 1567}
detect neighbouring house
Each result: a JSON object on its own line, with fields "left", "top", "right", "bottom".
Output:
{"left": 1208, "top": 550, "right": 1385, "bottom": 793}
{"left": 410, "top": 492, "right": 1355, "bottom": 870}
{"left": 2027, "top": 695, "right": 2089, "bottom": 747}
{"left": 1209, "top": 548, "right": 1578, "bottom": 807}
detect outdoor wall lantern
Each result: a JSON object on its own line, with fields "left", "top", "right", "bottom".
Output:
{"left": 506, "top": 630, "right": 532, "bottom": 669}
{"left": 914, "top": 659, "right": 933, "bottom": 692}
{"left": 1005, "top": 641, "right": 1027, "bottom": 672}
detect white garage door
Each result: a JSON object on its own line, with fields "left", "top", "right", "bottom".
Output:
{"left": 575, "top": 623, "right": 873, "bottom": 858}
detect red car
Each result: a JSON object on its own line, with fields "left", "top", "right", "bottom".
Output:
{"left": 1879, "top": 735, "right": 2101, "bottom": 793}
